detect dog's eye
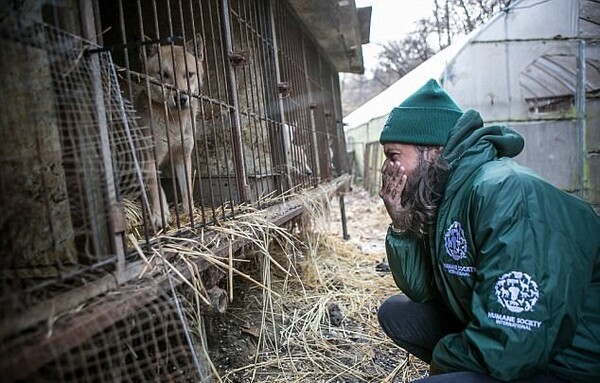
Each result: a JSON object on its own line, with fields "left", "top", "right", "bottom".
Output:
{"left": 187, "top": 71, "right": 195, "bottom": 78}
{"left": 161, "top": 71, "right": 169, "bottom": 79}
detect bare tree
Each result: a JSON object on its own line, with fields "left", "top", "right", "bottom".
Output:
{"left": 379, "top": 0, "right": 512, "bottom": 75}
{"left": 342, "top": 0, "right": 513, "bottom": 115}
{"left": 377, "top": 18, "right": 436, "bottom": 79}
{"left": 341, "top": 73, "right": 386, "bottom": 115}
{"left": 433, "top": 0, "right": 512, "bottom": 49}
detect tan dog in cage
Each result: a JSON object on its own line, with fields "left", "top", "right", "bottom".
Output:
{"left": 135, "top": 35, "right": 204, "bottom": 228}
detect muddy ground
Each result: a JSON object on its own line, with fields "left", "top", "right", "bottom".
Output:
{"left": 203, "top": 187, "right": 429, "bottom": 382}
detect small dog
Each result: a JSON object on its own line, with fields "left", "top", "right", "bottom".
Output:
{"left": 135, "top": 35, "right": 204, "bottom": 228}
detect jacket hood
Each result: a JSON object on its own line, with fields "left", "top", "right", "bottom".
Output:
{"left": 442, "top": 109, "right": 524, "bottom": 198}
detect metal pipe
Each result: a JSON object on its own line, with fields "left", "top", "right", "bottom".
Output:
{"left": 220, "top": 0, "right": 250, "bottom": 203}
{"left": 269, "top": 1, "right": 291, "bottom": 193}
{"left": 576, "top": 39, "right": 587, "bottom": 198}
{"left": 339, "top": 193, "right": 350, "bottom": 240}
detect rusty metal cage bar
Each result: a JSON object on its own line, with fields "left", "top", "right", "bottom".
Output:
{"left": 199, "top": 0, "right": 234, "bottom": 215}
{"left": 221, "top": 0, "right": 251, "bottom": 204}
{"left": 273, "top": 1, "right": 314, "bottom": 189}
{"left": 330, "top": 70, "right": 348, "bottom": 175}
{"left": 228, "top": 0, "right": 279, "bottom": 205}
{"left": 307, "top": 45, "right": 329, "bottom": 181}
{"left": 252, "top": 0, "right": 282, "bottom": 204}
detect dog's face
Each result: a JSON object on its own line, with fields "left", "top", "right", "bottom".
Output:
{"left": 145, "top": 37, "right": 204, "bottom": 109}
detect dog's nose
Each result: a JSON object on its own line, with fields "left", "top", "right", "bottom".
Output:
{"left": 177, "top": 93, "right": 189, "bottom": 108}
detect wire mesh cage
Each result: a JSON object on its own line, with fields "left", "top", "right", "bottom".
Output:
{"left": 0, "top": 0, "right": 352, "bottom": 381}
{"left": 6, "top": 283, "right": 211, "bottom": 383}
{"left": 97, "top": 0, "right": 348, "bottom": 234}
{"left": 0, "top": 10, "right": 150, "bottom": 317}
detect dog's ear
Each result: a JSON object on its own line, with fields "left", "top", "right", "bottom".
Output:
{"left": 185, "top": 34, "right": 204, "bottom": 62}
{"left": 139, "top": 36, "right": 158, "bottom": 70}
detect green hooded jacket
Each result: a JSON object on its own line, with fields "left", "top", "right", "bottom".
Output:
{"left": 385, "top": 110, "right": 600, "bottom": 382}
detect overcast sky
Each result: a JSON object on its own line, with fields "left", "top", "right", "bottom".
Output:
{"left": 356, "top": 0, "right": 435, "bottom": 73}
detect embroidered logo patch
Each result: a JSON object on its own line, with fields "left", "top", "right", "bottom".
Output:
{"left": 444, "top": 221, "right": 467, "bottom": 261}
{"left": 494, "top": 271, "right": 540, "bottom": 314}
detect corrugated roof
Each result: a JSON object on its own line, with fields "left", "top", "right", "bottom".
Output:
{"left": 520, "top": 54, "right": 600, "bottom": 100}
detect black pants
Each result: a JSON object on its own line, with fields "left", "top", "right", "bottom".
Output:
{"left": 377, "top": 294, "right": 567, "bottom": 383}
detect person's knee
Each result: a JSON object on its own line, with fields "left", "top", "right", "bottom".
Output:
{"left": 378, "top": 294, "right": 411, "bottom": 328}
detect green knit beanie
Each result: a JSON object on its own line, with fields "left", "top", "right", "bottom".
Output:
{"left": 379, "top": 79, "right": 463, "bottom": 146}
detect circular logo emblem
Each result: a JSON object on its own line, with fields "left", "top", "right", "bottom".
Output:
{"left": 444, "top": 221, "right": 467, "bottom": 261}
{"left": 495, "top": 271, "right": 540, "bottom": 313}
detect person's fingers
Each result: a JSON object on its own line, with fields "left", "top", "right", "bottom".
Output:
{"left": 380, "top": 163, "right": 405, "bottom": 202}
{"left": 380, "top": 160, "right": 397, "bottom": 198}
{"left": 395, "top": 168, "right": 407, "bottom": 196}
{"left": 379, "top": 159, "right": 390, "bottom": 198}
{"left": 380, "top": 158, "right": 389, "bottom": 174}
{"left": 385, "top": 164, "right": 403, "bottom": 188}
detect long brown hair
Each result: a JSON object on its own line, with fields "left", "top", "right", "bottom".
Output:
{"left": 400, "top": 146, "right": 449, "bottom": 239}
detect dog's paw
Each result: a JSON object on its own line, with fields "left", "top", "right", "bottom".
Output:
{"left": 151, "top": 209, "right": 172, "bottom": 229}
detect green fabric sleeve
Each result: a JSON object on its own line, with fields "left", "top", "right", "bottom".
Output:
{"left": 386, "top": 227, "right": 437, "bottom": 303}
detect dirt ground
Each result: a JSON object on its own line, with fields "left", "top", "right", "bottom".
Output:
{"left": 327, "top": 187, "right": 389, "bottom": 258}
{"left": 203, "top": 186, "right": 429, "bottom": 382}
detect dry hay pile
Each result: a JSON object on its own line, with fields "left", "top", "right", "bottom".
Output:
{"left": 204, "top": 188, "right": 430, "bottom": 383}
{"left": 121, "top": 185, "right": 430, "bottom": 382}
